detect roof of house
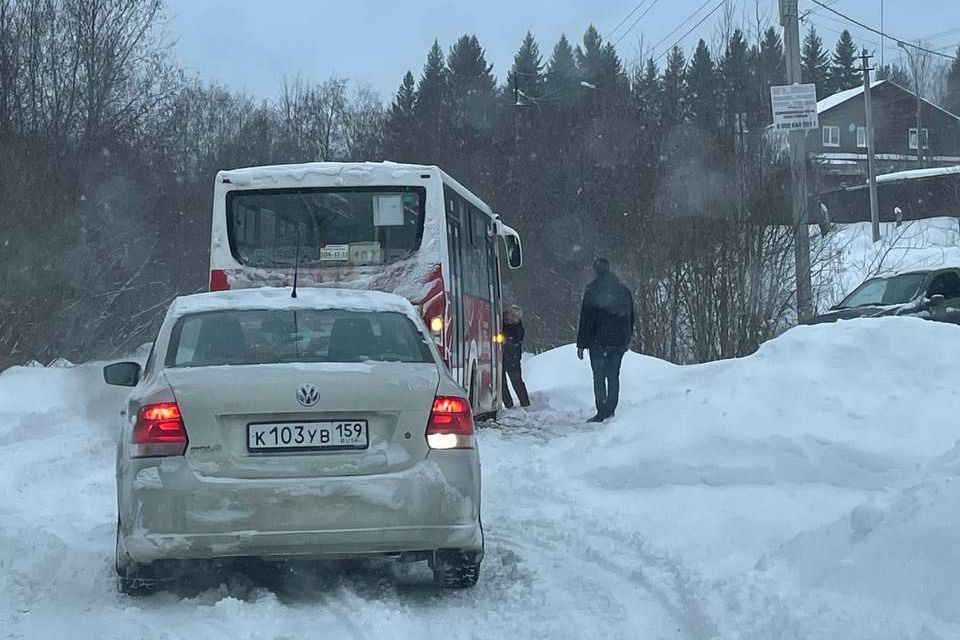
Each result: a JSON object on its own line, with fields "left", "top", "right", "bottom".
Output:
{"left": 816, "top": 80, "right": 960, "bottom": 122}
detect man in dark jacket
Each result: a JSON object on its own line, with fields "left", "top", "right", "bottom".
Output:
{"left": 576, "top": 258, "right": 634, "bottom": 422}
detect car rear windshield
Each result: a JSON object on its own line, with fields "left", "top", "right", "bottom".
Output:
{"left": 165, "top": 309, "right": 434, "bottom": 367}
{"left": 227, "top": 187, "right": 425, "bottom": 268}
{"left": 839, "top": 273, "right": 927, "bottom": 308}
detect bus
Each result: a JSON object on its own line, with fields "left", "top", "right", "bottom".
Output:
{"left": 207, "top": 162, "right": 523, "bottom": 416}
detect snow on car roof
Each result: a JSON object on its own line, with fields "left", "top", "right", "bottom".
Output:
{"left": 168, "top": 287, "right": 419, "bottom": 320}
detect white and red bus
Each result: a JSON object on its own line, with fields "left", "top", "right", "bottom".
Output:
{"left": 207, "top": 162, "right": 522, "bottom": 416}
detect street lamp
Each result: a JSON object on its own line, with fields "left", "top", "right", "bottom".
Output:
{"left": 897, "top": 41, "right": 924, "bottom": 167}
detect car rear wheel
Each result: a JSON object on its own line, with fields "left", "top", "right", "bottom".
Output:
{"left": 116, "top": 521, "right": 162, "bottom": 596}
{"left": 431, "top": 551, "right": 481, "bottom": 589}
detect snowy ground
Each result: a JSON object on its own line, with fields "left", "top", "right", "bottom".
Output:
{"left": 3, "top": 317, "right": 960, "bottom": 639}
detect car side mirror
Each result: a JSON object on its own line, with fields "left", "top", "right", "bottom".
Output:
{"left": 930, "top": 294, "right": 946, "bottom": 307}
{"left": 103, "top": 362, "right": 141, "bottom": 387}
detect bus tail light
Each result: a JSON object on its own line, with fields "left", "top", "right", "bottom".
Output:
{"left": 209, "top": 269, "right": 229, "bottom": 291}
{"left": 132, "top": 403, "right": 188, "bottom": 458}
{"left": 426, "top": 396, "right": 475, "bottom": 449}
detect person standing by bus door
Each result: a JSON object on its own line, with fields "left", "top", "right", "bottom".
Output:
{"left": 576, "top": 258, "right": 634, "bottom": 422}
{"left": 501, "top": 305, "right": 530, "bottom": 409}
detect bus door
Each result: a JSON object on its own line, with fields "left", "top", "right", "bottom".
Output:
{"left": 446, "top": 210, "right": 465, "bottom": 388}
{"left": 487, "top": 227, "right": 501, "bottom": 406}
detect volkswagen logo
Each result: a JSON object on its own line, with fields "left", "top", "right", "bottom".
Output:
{"left": 296, "top": 383, "right": 320, "bottom": 407}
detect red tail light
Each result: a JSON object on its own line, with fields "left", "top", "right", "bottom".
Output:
{"left": 132, "top": 402, "right": 188, "bottom": 458}
{"left": 209, "top": 269, "right": 229, "bottom": 291}
{"left": 426, "top": 396, "right": 475, "bottom": 449}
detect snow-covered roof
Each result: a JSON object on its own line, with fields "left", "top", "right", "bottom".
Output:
{"left": 817, "top": 80, "right": 960, "bottom": 122}
{"left": 167, "top": 287, "right": 418, "bottom": 320}
{"left": 817, "top": 80, "right": 886, "bottom": 114}
{"left": 875, "top": 165, "right": 960, "bottom": 184}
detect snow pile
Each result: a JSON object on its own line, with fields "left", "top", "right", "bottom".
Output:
{"left": 772, "top": 442, "right": 960, "bottom": 624}
{"left": 529, "top": 318, "right": 960, "bottom": 489}
{"left": 510, "top": 317, "right": 960, "bottom": 637}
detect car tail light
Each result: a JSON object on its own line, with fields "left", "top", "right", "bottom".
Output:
{"left": 209, "top": 269, "right": 229, "bottom": 291}
{"left": 132, "top": 402, "right": 188, "bottom": 458}
{"left": 426, "top": 396, "right": 475, "bottom": 449}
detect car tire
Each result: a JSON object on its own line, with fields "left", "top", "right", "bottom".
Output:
{"left": 116, "top": 521, "right": 160, "bottom": 596}
{"left": 432, "top": 551, "right": 481, "bottom": 589}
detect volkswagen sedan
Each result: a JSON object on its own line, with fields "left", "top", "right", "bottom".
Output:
{"left": 104, "top": 287, "right": 482, "bottom": 594}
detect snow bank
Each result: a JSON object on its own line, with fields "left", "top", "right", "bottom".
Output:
{"left": 534, "top": 318, "right": 960, "bottom": 491}
{"left": 771, "top": 442, "right": 960, "bottom": 623}
{"left": 508, "top": 317, "right": 960, "bottom": 637}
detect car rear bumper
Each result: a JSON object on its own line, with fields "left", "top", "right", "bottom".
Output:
{"left": 125, "top": 523, "right": 483, "bottom": 562}
{"left": 119, "top": 454, "right": 482, "bottom": 563}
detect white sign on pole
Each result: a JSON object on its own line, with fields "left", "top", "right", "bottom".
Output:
{"left": 770, "top": 83, "right": 819, "bottom": 131}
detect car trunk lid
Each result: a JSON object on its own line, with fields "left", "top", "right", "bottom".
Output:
{"left": 163, "top": 362, "right": 438, "bottom": 479}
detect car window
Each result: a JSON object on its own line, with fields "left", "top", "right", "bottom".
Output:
{"left": 927, "top": 272, "right": 960, "bottom": 298}
{"left": 165, "top": 309, "right": 434, "bottom": 367}
{"left": 839, "top": 274, "right": 927, "bottom": 308}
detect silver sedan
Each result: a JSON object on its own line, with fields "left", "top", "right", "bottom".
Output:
{"left": 104, "top": 287, "right": 482, "bottom": 594}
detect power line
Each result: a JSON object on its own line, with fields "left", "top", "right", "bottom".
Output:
{"left": 612, "top": 0, "right": 664, "bottom": 48}
{"left": 647, "top": 0, "right": 715, "bottom": 56}
{"left": 653, "top": 0, "right": 727, "bottom": 63}
{"left": 808, "top": 0, "right": 956, "bottom": 60}
{"left": 608, "top": 0, "right": 651, "bottom": 40}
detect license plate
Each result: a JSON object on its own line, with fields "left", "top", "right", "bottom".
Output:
{"left": 247, "top": 421, "right": 368, "bottom": 452}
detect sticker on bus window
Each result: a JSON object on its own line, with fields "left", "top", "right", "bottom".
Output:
{"left": 319, "top": 245, "right": 349, "bottom": 261}
{"left": 374, "top": 195, "right": 405, "bottom": 227}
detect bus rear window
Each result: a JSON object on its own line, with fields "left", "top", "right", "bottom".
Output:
{"left": 227, "top": 187, "right": 425, "bottom": 268}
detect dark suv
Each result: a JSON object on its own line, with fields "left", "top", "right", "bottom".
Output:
{"left": 811, "top": 267, "right": 960, "bottom": 325}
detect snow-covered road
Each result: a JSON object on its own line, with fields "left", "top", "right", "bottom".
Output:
{"left": 3, "top": 317, "right": 960, "bottom": 639}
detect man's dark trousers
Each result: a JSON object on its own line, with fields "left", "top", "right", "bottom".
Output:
{"left": 589, "top": 347, "right": 626, "bottom": 418}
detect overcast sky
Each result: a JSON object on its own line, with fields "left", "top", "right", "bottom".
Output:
{"left": 163, "top": 1, "right": 960, "bottom": 101}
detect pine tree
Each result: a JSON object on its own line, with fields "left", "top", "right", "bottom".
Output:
{"left": 828, "top": 30, "right": 861, "bottom": 94}
{"left": 385, "top": 71, "right": 417, "bottom": 160}
{"left": 686, "top": 40, "right": 718, "bottom": 135}
{"left": 801, "top": 26, "right": 830, "bottom": 98}
{"left": 447, "top": 35, "right": 497, "bottom": 133}
{"left": 414, "top": 40, "right": 449, "bottom": 160}
{"left": 720, "top": 29, "right": 752, "bottom": 120}
{"left": 446, "top": 34, "right": 498, "bottom": 178}
{"left": 545, "top": 34, "right": 580, "bottom": 105}
{"left": 943, "top": 46, "right": 960, "bottom": 117}
{"left": 508, "top": 32, "right": 544, "bottom": 103}
{"left": 757, "top": 27, "right": 786, "bottom": 124}
{"left": 661, "top": 46, "right": 687, "bottom": 128}
{"left": 758, "top": 27, "right": 786, "bottom": 88}
{"left": 634, "top": 58, "right": 661, "bottom": 121}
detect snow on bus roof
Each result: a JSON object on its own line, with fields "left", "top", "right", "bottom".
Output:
{"left": 218, "top": 161, "right": 437, "bottom": 186}
{"left": 217, "top": 161, "right": 497, "bottom": 219}
{"left": 167, "top": 287, "right": 419, "bottom": 320}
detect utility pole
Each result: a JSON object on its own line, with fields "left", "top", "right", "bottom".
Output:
{"left": 782, "top": 0, "right": 813, "bottom": 323}
{"left": 862, "top": 49, "right": 880, "bottom": 242}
